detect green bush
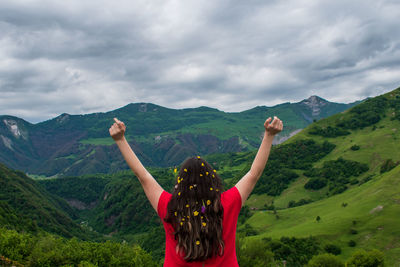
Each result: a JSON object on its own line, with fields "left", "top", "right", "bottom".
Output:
{"left": 380, "top": 159, "right": 399, "bottom": 173}
{"left": 348, "top": 240, "right": 356, "bottom": 247}
{"left": 309, "top": 126, "right": 350, "bottom": 138}
{"left": 304, "top": 157, "right": 368, "bottom": 194}
{"left": 324, "top": 244, "right": 341, "bottom": 255}
{"left": 346, "top": 249, "right": 384, "bottom": 267}
{"left": 237, "top": 239, "right": 275, "bottom": 267}
{"left": 307, "top": 253, "right": 344, "bottom": 267}
{"left": 305, "top": 178, "right": 327, "bottom": 190}
{"left": 0, "top": 228, "right": 157, "bottom": 267}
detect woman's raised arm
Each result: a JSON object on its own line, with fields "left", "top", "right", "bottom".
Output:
{"left": 109, "top": 118, "right": 163, "bottom": 211}
{"left": 235, "top": 116, "right": 283, "bottom": 205}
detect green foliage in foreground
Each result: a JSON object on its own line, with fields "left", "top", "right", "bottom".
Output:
{"left": 237, "top": 236, "right": 321, "bottom": 267}
{"left": 307, "top": 253, "right": 344, "bottom": 267}
{"left": 346, "top": 249, "right": 385, "bottom": 267}
{"left": 0, "top": 228, "right": 157, "bottom": 267}
{"left": 236, "top": 236, "right": 385, "bottom": 267}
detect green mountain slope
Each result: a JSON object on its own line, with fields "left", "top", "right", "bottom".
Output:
{"left": 238, "top": 87, "right": 400, "bottom": 265}
{"left": 0, "top": 163, "right": 92, "bottom": 239}
{"left": 246, "top": 165, "right": 400, "bottom": 264}
{"left": 0, "top": 96, "right": 358, "bottom": 176}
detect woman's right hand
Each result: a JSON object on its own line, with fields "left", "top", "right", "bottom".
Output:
{"left": 109, "top": 118, "right": 126, "bottom": 141}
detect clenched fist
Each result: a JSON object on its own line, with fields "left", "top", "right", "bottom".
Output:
{"left": 109, "top": 118, "right": 126, "bottom": 141}
{"left": 264, "top": 116, "right": 283, "bottom": 136}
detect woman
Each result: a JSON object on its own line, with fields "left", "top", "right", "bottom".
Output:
{"left": 109, "top": 116, "right": 283, "bottom": 266}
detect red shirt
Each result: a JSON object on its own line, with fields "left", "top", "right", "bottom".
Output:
{"left": 157, "top": 186, "right": 242, "bottom": 267}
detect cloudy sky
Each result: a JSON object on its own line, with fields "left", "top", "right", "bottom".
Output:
{"left": 1, "top": 0, "right": 400, "bottom": 123}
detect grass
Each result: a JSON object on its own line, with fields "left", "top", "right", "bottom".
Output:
{"left": 244, "top": 166, "right": 400, "bottom": 264}
{"left": 239, "top": 105, "right": 400, "bottom": 264}
{"left": 236, "top": 89, "right": 400, "bottom": 264}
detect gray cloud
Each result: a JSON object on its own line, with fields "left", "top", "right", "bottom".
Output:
{"left": 0, "top": 0, "right": 399, "bottom": 123}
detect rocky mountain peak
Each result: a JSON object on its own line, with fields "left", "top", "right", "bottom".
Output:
{"left": 3, "top": 119, "right": 22, "bottom": 138}
{"left": 300, "top": 95, "right": 330, "bottom": 116}
{"left": 56, "top": 113, "right": 70, "bottom": 124}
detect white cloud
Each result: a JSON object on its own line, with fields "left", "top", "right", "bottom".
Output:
{"left": 0, "top": 0, "right": 399, "bottom": 122}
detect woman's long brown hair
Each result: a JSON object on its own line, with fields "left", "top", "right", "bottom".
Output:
{"left": 164, "top": 156, "right": 224, "bottom": 262}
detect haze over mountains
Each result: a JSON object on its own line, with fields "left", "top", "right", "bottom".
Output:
{"left": 0, "top": 95, "right": 359, "bottom": 176}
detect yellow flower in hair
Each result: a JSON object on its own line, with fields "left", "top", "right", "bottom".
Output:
{"left": 210, "top": 187, "right": 213, "bottom": 191}
{"left": 197, "top": 156, "right": 201, "bottom": 159}
{"left": 200, "top": 174, "right": 203, "bottom": 177}
{"left": 207, "top": 200, "right": 211, "bottom": 206}
{"left": 180, "top": 222, "right": 183, "bottom": 226}
{"left": 184, "top": 168, "right": 188, "bottom": 172}
{"left": 206, "top": 171, "right": 209, "bottom": 175}
{"left": 212, "top": 174, "right": 215, "bottom": 178}
{"left": 178, "top": 192, "right": 181, "bottom": 196}
{"left": 202, "top": 222, "right": 206, "bottom": 227}
{"left": 189, "top": 185, "right": 193, "bottom": 190}
{"left": 182, "top": 218, "right": 185, "bottom": 221}
{"left": 213, "top": 169, "right": 216, "bottom": 173}
{"left": 187, "top": 215, "right": 190, "bottom": 219}
{"left": 174, "top": 168, "right": 177, "bottom": 173}
{"left": 177, "top": 179, "right": 181, "bottom": 184}
{"left": 193, "top": 211, "right": 199, "bottom": 216}
{"left": 196, "top": 240, "right": 200, "bottom": 245}
{"left": 201, "top": 163, "right": 204, "bottom": 166}
{"left": 186, "top": 204, "right": 189, "bottom": 208}
{"left": 201, "top": 216, "right": 203, "bottom": 219}
{"left": 174, "top": 212, "right": 177, "bottom": 216}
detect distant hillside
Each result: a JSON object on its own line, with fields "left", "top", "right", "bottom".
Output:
{"left": 0, "top": 96, "right": 358, "bottom": 176}
{"left": 0, "top": 163, "right": 92, "bottom": 239}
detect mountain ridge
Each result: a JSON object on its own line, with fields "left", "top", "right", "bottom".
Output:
{"left": 0, "top": 95, "right": 359, "bottom": 176}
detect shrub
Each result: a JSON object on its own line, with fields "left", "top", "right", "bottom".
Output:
{"left": 350, "top": 229, "right": 358, "bottom": 235}
{"left": 380, "top": 159, "right": 399, "bottom": 173}
{"left": 305, "top": 178, "right": 327, "bottom": 190}
{"left": 307, "top": 253, "right": 344, "bottom": 267}
{"left": 324, "top": 244, "right": 341, "bottom": 255}
{"left": 309, "top": 126, "right": 350, "bottom": 138}
{"left": 237, "top": 239, "right": 275, "bottom": 267}
{"left": 288, "top": 199, "right": 313, "bottom": 208}
{"left": 350, "top": 145, "right": 360, "bottom": 151}
{"left": 348, "top": 240, "right": 356, "bottom": 247}
{"left": 346, "top": 249, "right": 384, "bottom": 267}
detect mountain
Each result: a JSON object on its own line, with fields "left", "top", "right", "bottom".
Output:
{"left": 0, "top": 162, "right": 93, "bottom": 239}
{"left": 32, "top": 87, "right": 400, "bottom": 264}
{"left": 0, "top": 96, "right": 359, "bottom": 177}
{"left": 239, "top": 87, "right": 400, "bottom": 265}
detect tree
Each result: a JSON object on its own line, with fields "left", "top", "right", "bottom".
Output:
{"left": 307, "top": 253, "right": 344, "bottom": 267}
{"left": 324, "top": 244, "right": 341, "bottom": 255}
{"left": 316, "top": 216, "right": 321, "bottom": 222}
{"left": 237, "top": 239, "right": 275, "bottom": 267}
{"left": 346, "top": 249, "right": 384, "bottom": 267}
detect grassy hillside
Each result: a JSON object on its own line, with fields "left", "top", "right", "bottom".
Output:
{"left": 245, "top": 165, "right": 400, "bottom": 265}
{"left": 239, "top": 87, "right": 400, "bottom": 265}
